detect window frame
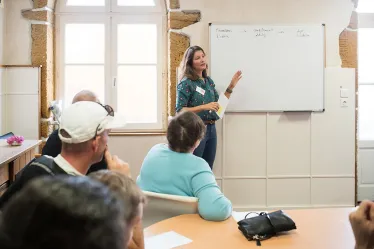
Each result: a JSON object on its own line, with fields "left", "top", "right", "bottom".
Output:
{"left": 111, "top": 0, "right": 163, "bottom": 14}
{"left": 55, "top": 15, "right": 111, "bottom": 108}
{"left": 57, "top": 0, "right": 109, "bottom": 14}
{"left": 55, "top": 0, "right": 167, "bottom": 133}
{"left": 110, "top": 15, "right": 164, "bottom": 131}
{"left": 57, "top": 0, "right": 163, "bottom": 14}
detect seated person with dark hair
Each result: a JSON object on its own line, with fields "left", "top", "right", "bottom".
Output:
{"left": 42, "top": 90, "right": 107, "bottom": 174}
{"left": 0, "top": 176, "right": 131, "bottom": 249}
{"left": 137, "top": 111, "right": 232, "bottom": 221}
{"left": 0, "top": 101, "right": 128, "bottom": 210}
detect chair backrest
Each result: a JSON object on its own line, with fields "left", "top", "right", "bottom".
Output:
{"left": 0, "top": 132, "right": 14, "bottom": 139}
{"left": 142, "top": 191, "right": 198, "bottom": 228}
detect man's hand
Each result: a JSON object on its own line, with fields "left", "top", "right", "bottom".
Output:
{"left": 105, "top": 150, "right": 131, "bottom": 177}
{"left": 349, "top": 200, "right": 374, "bottom": 249}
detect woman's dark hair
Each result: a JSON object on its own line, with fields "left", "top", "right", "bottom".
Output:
{"left": 167, "top": 111, "right": 206, "bottom": 153}
{"left": 0, "top": 176, "right": 127, "bottom": 249}
{"left": 178, "top": 46, "right": 208, "bottom": 82}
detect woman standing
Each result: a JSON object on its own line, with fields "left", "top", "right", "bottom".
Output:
{"left": 176, "top": 46, "right": 242, "bottom": 169}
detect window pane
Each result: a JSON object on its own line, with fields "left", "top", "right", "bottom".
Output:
{"left": 117, "top": 66, "right": 157, "bottom": 123}
{"left": 118, "top": 24, "right": 157, "bottom": 64}
{"left": 66, "top": 0, "right": 105, "bottom": 6}
{"left": 359, "top": 29, "right": 374, "bottom": 83}
{"left": 357, "top": 0, "right": 374, "bottom": 13}
{"left": 65, "top": 24, "right": 105, "bottom": 64}
{"left": 117, "top": 0, "right": 155, "bottom": 6}
{"left": 64, "top": 65, "right": 105, "bottom": 107}
{"left": 359, "top": 85, "right": 374, "bottom": 140}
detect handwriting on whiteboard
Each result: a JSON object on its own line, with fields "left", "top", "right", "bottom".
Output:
{"left": 296, "top": 29, "right": 310, "bottom": 37}
{"left": 215, "top": 27, "right": 312, "bottom": 39}
{"left": 216, "top": 28, "right": 232, "bottom": 39}
{"left": 253, "top": 28, "right": 274, "bottom": 38}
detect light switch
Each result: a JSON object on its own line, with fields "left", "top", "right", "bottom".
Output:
{"left": 340, "top": 98, "right": 348, "bottom": 107}
{"left": 340, "top": 89, "right": 349, "bottom": 98}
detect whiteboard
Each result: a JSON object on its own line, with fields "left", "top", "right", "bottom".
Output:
{"left": 209, "top": 24, "right": 325, "bottom": 112}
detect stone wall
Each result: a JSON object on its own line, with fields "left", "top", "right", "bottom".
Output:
{"left": 167, "top": 0, "right": 201, "bottom": 116}
{"left": 22, "top": 0, "right": 56, "bottom": 148}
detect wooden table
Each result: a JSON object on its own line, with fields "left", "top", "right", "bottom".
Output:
{"left": 0, "top": 140, "right": 41, "bottom": 195}
{"left": 145, "top": 208, "right": 356, "bottom": 249}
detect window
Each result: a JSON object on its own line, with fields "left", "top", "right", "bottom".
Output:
{"left": 359, "top": 85, "right": 374, "bottom": 140}
{"left": 64, "top": 23, "right": 105, "bottom": 104}
{"left": 56, "top": 0, "right": 165, "bottom": 131}
{"left": 357, "top": 0, "right": 374, "bottom": 13}
{"left": 66, "top": 0, "right": 105, "bottom": 6}
{"left": 112, "top": 17, "right": 162, "bottom": 127}
{"left": 118, "top": 0, "right": 155, "bottom": 6}
{"left": 358, "top": 2, "right": 374, "bottom": 140}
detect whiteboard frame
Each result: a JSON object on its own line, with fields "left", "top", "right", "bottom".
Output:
{"left": 208, "top": 22, "right": 326, "bottom": 113}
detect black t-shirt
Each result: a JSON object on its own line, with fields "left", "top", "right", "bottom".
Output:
{"left": 0, "top": 156, "right": 68, "bottom": 210}
{"left": 42, "top": 130, "right": 107, "bottom": 174}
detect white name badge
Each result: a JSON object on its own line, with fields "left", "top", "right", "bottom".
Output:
{"left": 196, "top": 86, "right": 205, "bottom": 96}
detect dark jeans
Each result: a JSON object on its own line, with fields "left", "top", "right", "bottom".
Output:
{"left": 193, "top": 124, "right": 217, "bottom": 169}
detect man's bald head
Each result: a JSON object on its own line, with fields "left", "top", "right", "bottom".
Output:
{"left": 72, "top": 90, "right": 99, "bottom": 104}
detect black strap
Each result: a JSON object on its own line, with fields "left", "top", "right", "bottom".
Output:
{"left": 244, "top": 211, "right": 267, "bottom": 219}
{"left": 16, "top": 156, "right": 66, "bottom": 179}
{"left": 32, "top": 156, "right": 66, "bottom": 175}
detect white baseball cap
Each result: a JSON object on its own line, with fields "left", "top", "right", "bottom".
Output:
{"left": 58, "top": 101, "right": 126, "bottom": 144}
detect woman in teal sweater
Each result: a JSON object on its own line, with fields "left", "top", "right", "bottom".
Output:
{"left": 136, "top": 111, "right": 232, "bottom": 221}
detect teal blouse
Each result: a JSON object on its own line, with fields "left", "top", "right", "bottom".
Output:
{"left": 176, "top": 77, "right": 220, "bottom": 121}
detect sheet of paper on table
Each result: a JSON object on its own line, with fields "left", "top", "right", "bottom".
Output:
{"left": 145, "top": 231, "right": 192, "bottom": 249}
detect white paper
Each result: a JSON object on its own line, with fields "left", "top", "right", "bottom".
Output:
{"left": 231, "top": 211, "right": 266, "bottom": 222}
{"left": 216, "top": 93, "right": 229, "bottom": 119}
{"left": 145, "top": 231, "right": 192, "bottom": 249}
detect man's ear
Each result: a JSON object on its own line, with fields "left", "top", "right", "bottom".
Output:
{"left": 92, "top": 136, "right": 100, "bottom": 152}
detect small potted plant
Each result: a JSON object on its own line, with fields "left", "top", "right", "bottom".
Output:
{"left": 6, "top": 135, "right": 24, "bottom": 146}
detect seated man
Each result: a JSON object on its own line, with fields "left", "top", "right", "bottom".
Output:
{"left": 42, "top": 90, "right": 107, "bottom": 174}
{"left": 0, "top": 101, "right": 128, "bottom": 210}
{"left": 0, "top": 176, "right": 132, "bottom": 249}
{"left": 137, "top": 111, "right": 232, "bottom": 221}
{"left": 89, "top": 170, "right": 146, "bottom": 249}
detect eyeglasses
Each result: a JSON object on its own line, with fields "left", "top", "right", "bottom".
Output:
{"left": 97, "top": 102, "right": 114, "bottom": 117}
{"left": 93, "top": 102, "right": 115, "bottom": 139}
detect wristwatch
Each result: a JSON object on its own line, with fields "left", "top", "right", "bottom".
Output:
{"left": 226, "top": 88, "right": 233, "bottom": 93}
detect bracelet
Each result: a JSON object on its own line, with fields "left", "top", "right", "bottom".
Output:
{"left": 226, "top": 88, "right": 233, "bottom": 93}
